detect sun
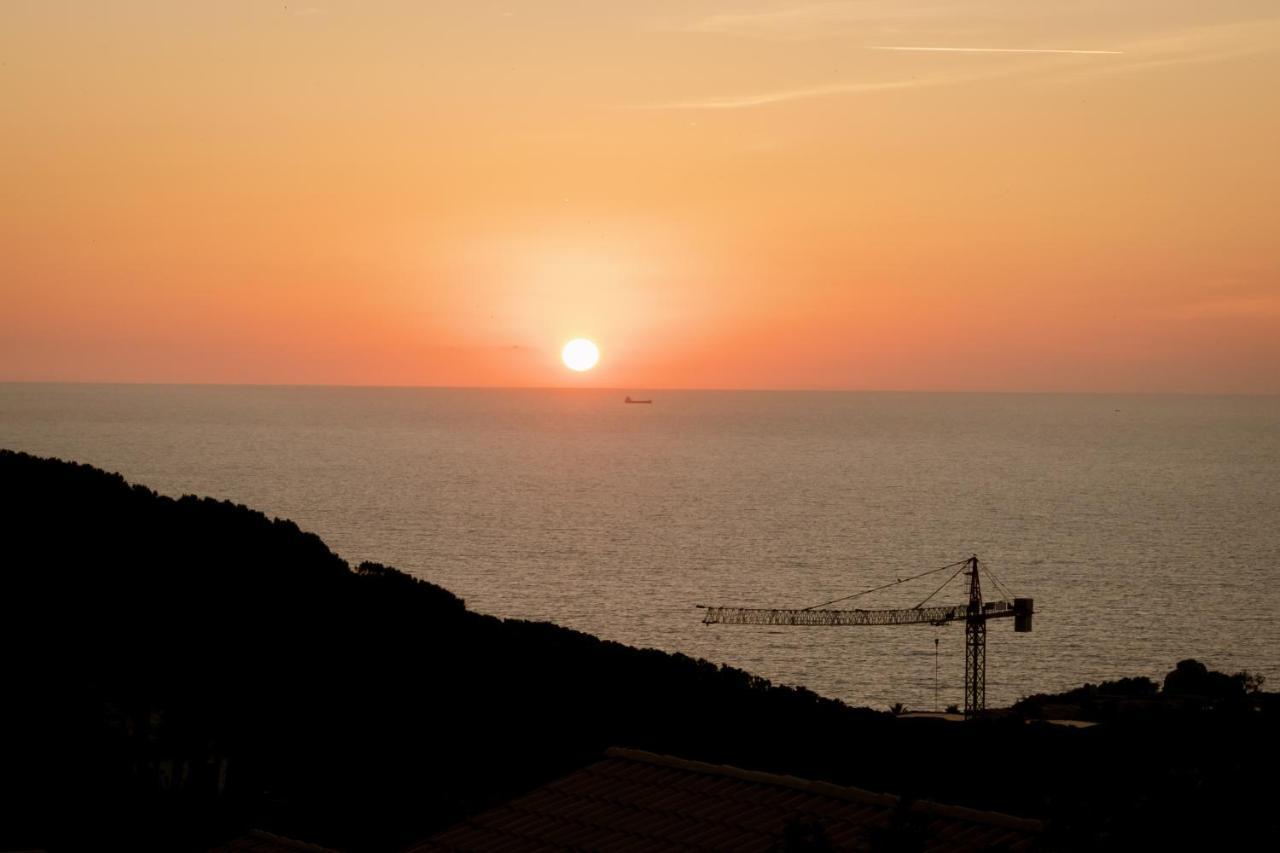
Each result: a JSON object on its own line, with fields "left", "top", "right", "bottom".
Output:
{"left": 561, "top": 338, "right": 600, "bottom": 372}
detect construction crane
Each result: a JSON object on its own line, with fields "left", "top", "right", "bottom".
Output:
{"left": 699, "top": 555, "right": 1034, "bottom": 716}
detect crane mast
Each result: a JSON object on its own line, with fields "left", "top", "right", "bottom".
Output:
{"left": 700, "top": 555, "right": 1034, "bottom": 716}
{"left": 965, "top": 558, "right": 987, "bottom": 716}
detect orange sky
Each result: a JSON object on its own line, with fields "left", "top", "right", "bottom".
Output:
{"left": 2, "top": 1, "right": 1278, "bottom": 392}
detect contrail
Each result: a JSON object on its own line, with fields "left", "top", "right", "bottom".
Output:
{"left": 868, "top": 46, "right": 1124, "bottom": 55}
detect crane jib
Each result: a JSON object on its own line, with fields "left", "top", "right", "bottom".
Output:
{"left": 698, "top": 556, "right": 1034, "bottom": 716}
{"left": 701, "top": 601, "right": 1021, "bottom": 627}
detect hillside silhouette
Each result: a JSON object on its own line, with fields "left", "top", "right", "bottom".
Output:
{"left": 1, "top": 450, "right": 1275, "bottom": 851}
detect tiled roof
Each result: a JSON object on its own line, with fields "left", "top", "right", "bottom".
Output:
{"left": 410, "top": 747, "right": 1042, "bottom": 852}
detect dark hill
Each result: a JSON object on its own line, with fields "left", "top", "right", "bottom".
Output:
{"left": 1, "top": 450, "right": 1276, "bottom": 851}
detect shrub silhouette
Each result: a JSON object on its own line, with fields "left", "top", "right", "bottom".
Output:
{"left": 1164, "top": 658, "right": 1263, "bottom": 703}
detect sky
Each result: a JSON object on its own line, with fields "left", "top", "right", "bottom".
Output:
{"left": 2, "top": 1, "right": 1278, "bottom": 392}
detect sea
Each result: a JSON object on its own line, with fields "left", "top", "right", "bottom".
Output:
{"left": 3, "top": 383, "right": 1277, "bottom": 711}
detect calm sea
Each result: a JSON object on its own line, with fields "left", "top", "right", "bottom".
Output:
{"left": 3, "top": 383, "right": 1278, "bottom": 710}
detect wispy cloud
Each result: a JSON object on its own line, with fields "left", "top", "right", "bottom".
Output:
{"left": 867, "top": 45, "right": 1123, "bottom": 55}
{"left": 680, "top": 3, "right": 956, "bottom": 39}
{"left": 627, "top": 43, "right": 1118, "bottom": 110}
{"left": 638, "top": 7, "right": 1280, "bottom": 110}
{"left": 628, "top": 74, "right": 966, "bottom": 111}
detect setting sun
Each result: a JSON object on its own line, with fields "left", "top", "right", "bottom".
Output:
{"left": 561, "top": 339, "right": 600, "bottom": 372}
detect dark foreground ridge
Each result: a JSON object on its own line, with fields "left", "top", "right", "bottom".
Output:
{"left": 1, "top": 450, "right": 1276, "bottom": 851}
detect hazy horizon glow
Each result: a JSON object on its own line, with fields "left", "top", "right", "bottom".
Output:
{"left": 3, "top": 2, "right": 1278, "bottom": 393}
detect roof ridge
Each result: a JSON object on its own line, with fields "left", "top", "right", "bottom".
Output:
{"left": 603, "top": 748, "right": 1044, "bottom": 834}
{"left": 240, "top": 829, "right": 345, "bottom": 853}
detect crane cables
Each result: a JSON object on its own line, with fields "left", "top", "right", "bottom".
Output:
{"left": 979, "top": 559, "right": 1018, "bottom": 601}
{"left": 914, "top": 560, "right": 972, "bottom": 609}
{"left": 799, "top": 557, "right": 971, "bottom": 611}
{"left": 912, "top": 557, "right": 1019, "bottom": 609}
